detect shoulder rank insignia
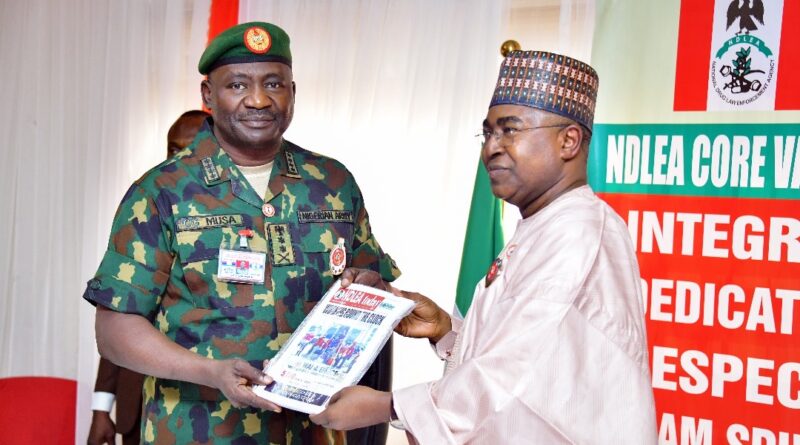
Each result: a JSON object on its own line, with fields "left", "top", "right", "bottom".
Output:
{"left": 201, "top": 157, "right": 222, "bottom": 184}
{"left": 284, "top": 151, "right": 302, "bottom": 179}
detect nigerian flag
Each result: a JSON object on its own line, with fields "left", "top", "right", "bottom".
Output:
{"left": 454, "top": 158, "right": 505, "bottom": 318}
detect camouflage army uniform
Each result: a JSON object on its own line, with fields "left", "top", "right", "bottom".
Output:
{"left": 83, "top": 122, "right": 400, "bottom": 445}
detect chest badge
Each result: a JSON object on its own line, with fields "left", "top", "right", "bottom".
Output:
{"left": 330, "top": 237, "right": 347, "bottom": 276}
{"left": 484, "top": 257, "right": 503, "bottom": 287}
{"left": 262, "top": 203, "right": 276, "bottom": 218}
{"left": 485, "top": 244, "right": 515, "bottom": 287}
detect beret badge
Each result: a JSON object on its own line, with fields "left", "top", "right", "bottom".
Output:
{"left": 244, "top": 27, "right": 271, "bottom": 54}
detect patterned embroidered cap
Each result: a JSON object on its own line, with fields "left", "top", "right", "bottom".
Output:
{"left": 490, "top": 50, "right": 599, "bottom": 131}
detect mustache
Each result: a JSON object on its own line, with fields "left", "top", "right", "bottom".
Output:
{"left": 236, "top": 110, "right": 279, "bottom": 120}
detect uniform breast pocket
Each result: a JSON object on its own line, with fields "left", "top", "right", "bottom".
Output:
{"left": 174, "top": 228, "right": 256, "bottom": 309}
{"left": 280, "top": 220, "right": 354, "bottom": 306}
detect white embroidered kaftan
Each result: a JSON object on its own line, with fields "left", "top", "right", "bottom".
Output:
{"left": 393, "top": 186, "right": 657, "bottom": 444}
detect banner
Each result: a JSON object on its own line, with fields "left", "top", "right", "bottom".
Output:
{"left": 591, "top": 1, "right": 800, "bottom": 443}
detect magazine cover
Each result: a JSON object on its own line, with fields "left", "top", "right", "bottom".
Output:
{"left": 253, "top": 280, "right": 415, "bottom": 414}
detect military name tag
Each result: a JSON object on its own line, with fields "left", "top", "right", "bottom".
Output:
{"left": 176, "top": 214, "right": 244, "bottom": 232}
{"left": 218, "top": 249, "right": 266, "bottom": 284}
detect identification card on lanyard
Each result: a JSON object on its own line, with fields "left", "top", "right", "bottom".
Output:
{"left": 218, "top": 229, "right": 266, "bottom": 284}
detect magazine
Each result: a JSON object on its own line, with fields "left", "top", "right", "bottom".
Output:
{"left": 253, "top": 279, "right": 415, "bottom": 414}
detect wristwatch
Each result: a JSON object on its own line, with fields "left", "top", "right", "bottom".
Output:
{"left": 389, "top": 396, "right": 406, "bottom": 430}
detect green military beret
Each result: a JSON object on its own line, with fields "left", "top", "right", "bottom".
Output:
{"left": 198, "top": 21, "right": 292, "bottom": 75}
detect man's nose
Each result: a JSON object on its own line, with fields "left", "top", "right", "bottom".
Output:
{"left": 482, "top": 134, "right": 504, "bottom": 158}
{"left": 245, "top": 86, "right": 269, "bottom": 109}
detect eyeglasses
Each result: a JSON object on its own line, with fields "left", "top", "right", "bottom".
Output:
{"left": 475, "top": 124, "right": 568, "bottom": 145}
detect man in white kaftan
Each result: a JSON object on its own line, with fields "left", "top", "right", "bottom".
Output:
{"left": 392, "top": 185, "right": 656, "bottom": 444}
{"left": 308, "top": 50, "right": 658, "bottom": 444}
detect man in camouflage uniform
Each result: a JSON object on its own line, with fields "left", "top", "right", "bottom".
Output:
{"left": 83, "top": 21, "right": 399, "bottom": 445}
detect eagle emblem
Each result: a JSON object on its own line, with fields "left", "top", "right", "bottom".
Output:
{"left": 726, "top": 0, "right": 765, "bottom": 35}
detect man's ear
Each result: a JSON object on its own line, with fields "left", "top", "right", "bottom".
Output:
{"left": 201, "top": 80, "right": 213, "bottom": 111}
{"left": 292, "top": 81, "right": 297, "bottom": 96}
{"left": 560, "top": 124, "right": 585, "bottom": 161}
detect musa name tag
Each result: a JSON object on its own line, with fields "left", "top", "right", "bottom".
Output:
{"left": 176, "top": 214, "right": 244, "bottom": 232}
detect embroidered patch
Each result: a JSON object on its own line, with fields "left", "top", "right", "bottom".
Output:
{"left": 175, "top": 214, "right": 244, "bottom": 232}
{"left": 297, "top": 210, "right": 353, "bottom": 223}
{"left": 268, "top": 223, "right": 295, "bottom": 266}
{"left": 201, "top": 157, "right": 221, "bottom": 184}
{"left": 243, "top": 26, "right": 271, "bottom": 54}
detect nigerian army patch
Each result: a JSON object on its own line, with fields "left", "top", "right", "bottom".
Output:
{"left": 297, "top": 210, "right": 353, "bottom": 223}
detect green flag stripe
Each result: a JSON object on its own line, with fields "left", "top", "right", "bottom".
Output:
{"left": 455, "top": 158, "right": 505, "bottom": 318}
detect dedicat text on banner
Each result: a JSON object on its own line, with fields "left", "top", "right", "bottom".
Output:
{"left": 592, "top": 1, "right": 800, "bottom": 444}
